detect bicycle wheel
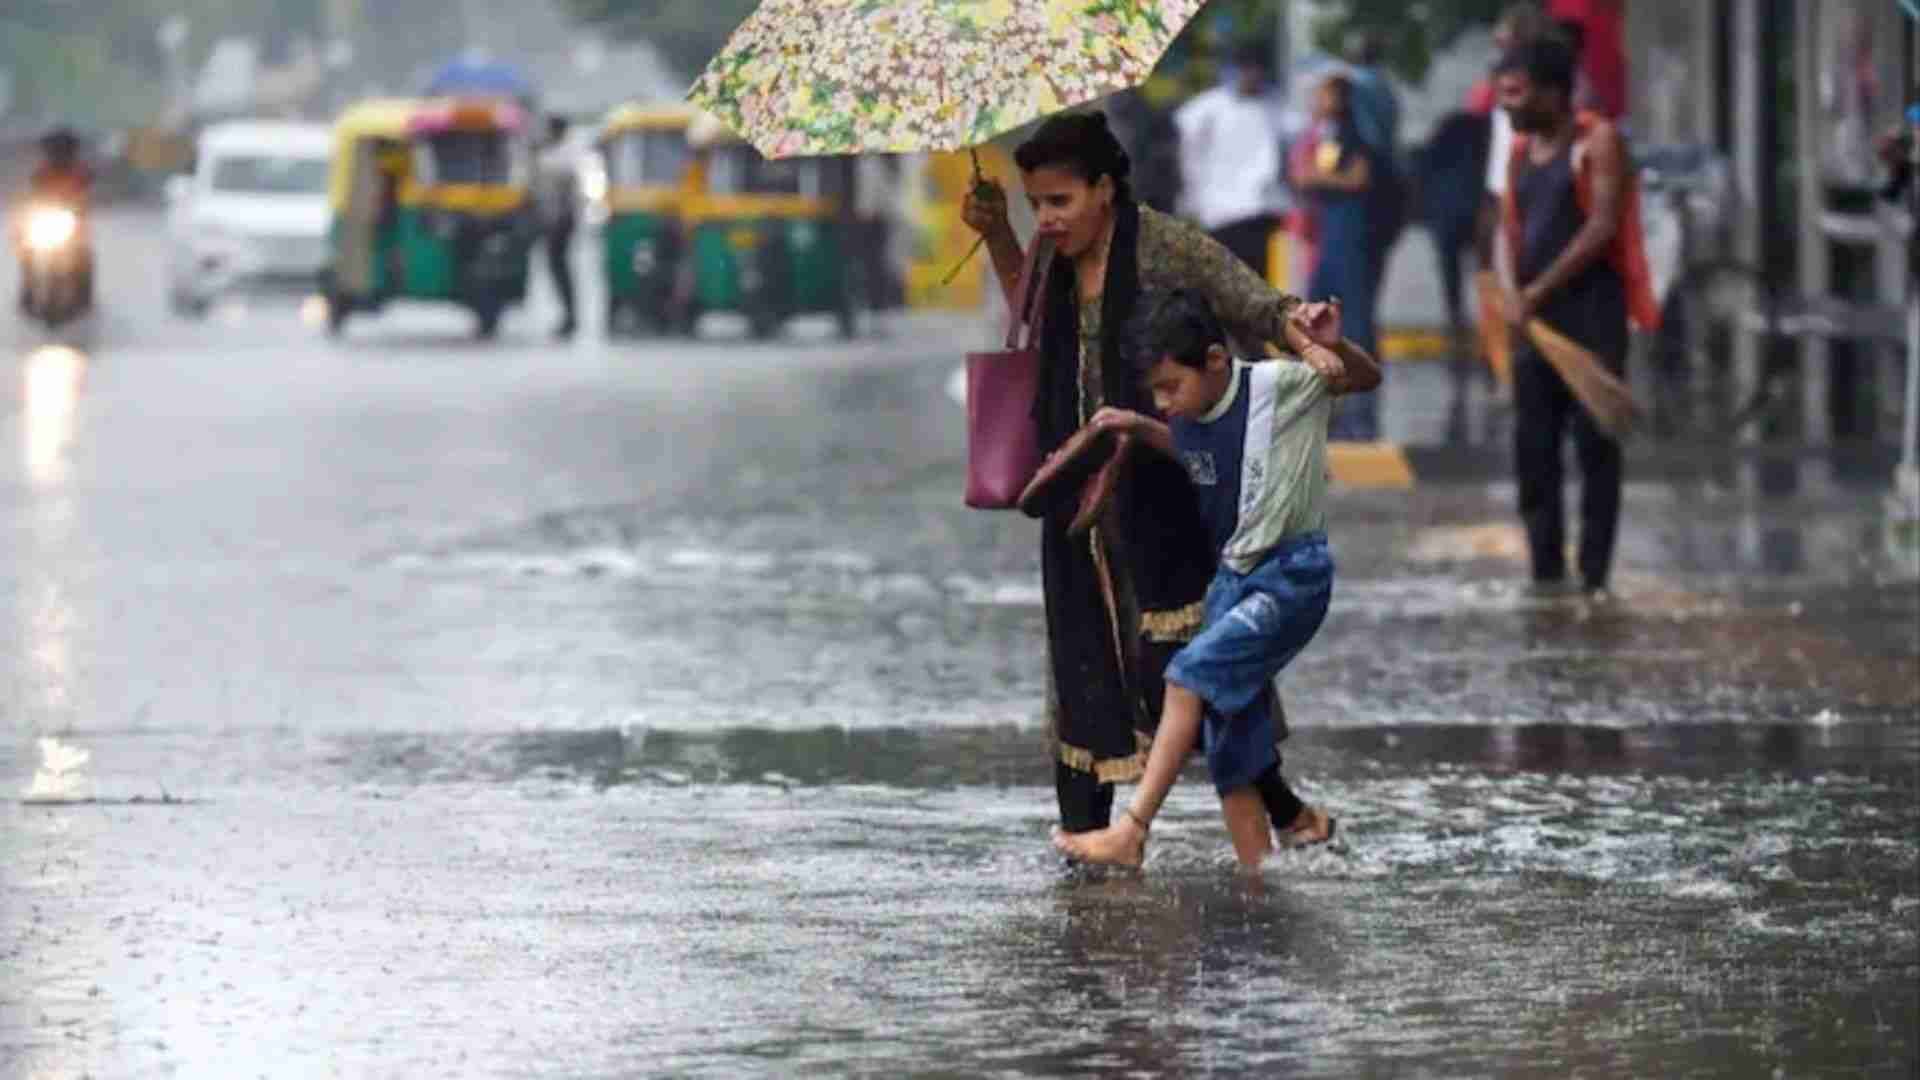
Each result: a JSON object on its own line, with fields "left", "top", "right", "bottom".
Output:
{"left": 1651, "top": 260, "right": 1784, "bottom": 442}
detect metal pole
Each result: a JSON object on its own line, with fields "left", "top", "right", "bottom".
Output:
{"left": 1900, "top": 97, "right": 1920, "bottom": 514}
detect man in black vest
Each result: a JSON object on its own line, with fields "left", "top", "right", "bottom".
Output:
{"left": 1497, "top": 36, "right": 1630, "bottom": 597}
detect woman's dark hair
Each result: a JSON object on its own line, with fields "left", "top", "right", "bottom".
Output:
{"left": 1496, "top": 35, "right": 1577, "bottom": 98}
{"left": 1126, "top": 290, "right": 1226, "bottom": 374}
{"left": 1319, "top": 72, "right": 1356, "bottom": 113}
{"left": 1316, "top": 73, "right": 1362, "bottom": 166}
{"left": 1015, "top": 110, "right": 1133, "bottom": 202}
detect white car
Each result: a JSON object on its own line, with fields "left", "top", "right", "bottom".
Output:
{"left": 166, "top": 121, "right": 332, "bottom": 316}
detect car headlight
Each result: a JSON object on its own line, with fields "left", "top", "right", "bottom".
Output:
{"left": 25, "top": 207, "right": 78, "bottom": 252}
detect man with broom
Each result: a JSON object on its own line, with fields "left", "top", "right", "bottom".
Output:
{"left": 1496, "top": 35, "right": 1657, "bottom": 597}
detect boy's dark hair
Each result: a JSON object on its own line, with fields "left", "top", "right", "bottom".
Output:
{"left": 1015, "top": 111, "right": 1133, "bottom": 202}
{"left": 1126, "top": 290, "right": 1227, "bottom": 375}
{"left": 1495, "top": 35, "right": 1577, "bottom": 98}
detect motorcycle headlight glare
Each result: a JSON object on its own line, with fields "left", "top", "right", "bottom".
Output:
{"left": 26, "top": 207, "right": 78, "bottom": 252}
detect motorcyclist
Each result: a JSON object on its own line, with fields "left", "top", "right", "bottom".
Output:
{"left": 16, "top": 127, "right": 96, "bottom": 312}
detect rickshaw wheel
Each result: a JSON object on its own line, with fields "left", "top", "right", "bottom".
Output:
{"left": 749, "top": 308, "right": 783, "bottom": 341}
{"left": 836, "top": 295, "right": 858, "bottom": 341}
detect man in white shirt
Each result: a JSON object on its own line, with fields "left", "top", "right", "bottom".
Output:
{"left": 535, "top": 114, "right": 581, "bottom": 339}
{"left": 1174, "top": 43, "right": 1287, "bottom": 278}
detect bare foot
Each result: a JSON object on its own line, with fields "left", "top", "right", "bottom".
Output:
{"left": 1277, "top": 805, "right": 1336, "bottom": 848}
{"left": 1051, "top": 817, "right": 1147, "bottom": 868}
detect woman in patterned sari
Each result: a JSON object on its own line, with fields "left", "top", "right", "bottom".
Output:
{"left": 962, "top": 112, "right": 1337, "bottom": 852}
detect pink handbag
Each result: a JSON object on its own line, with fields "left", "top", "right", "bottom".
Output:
{"left": 964, "top": 236, "right": 1055, "bottom": 509}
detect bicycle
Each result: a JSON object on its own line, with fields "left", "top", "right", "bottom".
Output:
{"left": 1641, "top": 143, "right": 1908, "bottom": 444}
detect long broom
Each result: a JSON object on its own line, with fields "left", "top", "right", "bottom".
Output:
{"left": 1474, "top": 269, "right": 1514, "bottom": 391}
{"left": 1524, "top": 318, "right": 1643, "bottom": 439}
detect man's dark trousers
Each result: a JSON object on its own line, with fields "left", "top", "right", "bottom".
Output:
{"left": 1512, "top": 338, "right": 1624, "bottom": 590}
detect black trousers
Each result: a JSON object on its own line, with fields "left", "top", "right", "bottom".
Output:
{"left": 1513, "top": 342, "right": 1624, "bottom": 589}
{"left": 545, "top": 220, "right": 576, "bottom": 323}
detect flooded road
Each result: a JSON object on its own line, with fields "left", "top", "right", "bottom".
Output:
{"left": 3, "top": 210, "right": 1916, "bottom": 1077}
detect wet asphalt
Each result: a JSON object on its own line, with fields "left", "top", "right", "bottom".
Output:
{"left": 2, "top": 209, "right": 1916, "bottom": 1078}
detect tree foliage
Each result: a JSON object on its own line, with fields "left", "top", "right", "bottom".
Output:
{"left": 1306, "top": 0, "right": 1511, "bottom": 84}
{"left": 2, "top": 0, "right": 324, "bottom": 126}
{"left": 557, "top": 0, "right": 759, "bottom": 83}
{"left": 554, "top": 0, "right": 1509, "bottom": 101}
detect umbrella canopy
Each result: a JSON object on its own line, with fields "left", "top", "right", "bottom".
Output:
{"left": 689, "top": 0, "right": 1205, "bottom": 159}
{"left": 426, "top": 56, "right": 535, "bottom": 100}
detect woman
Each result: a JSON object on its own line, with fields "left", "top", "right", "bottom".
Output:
{"left": 1292, "top": 74, "right": 1382, "bottom": 441}
{"left": 962, "top": 112, "right": 1335, "bottom": 850}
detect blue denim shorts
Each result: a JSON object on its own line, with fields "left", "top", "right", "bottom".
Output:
{"left": 1164, "top": 532, "right": 1333, "bottom": 794}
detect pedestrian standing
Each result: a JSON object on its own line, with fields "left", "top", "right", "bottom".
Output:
{"left": 1342, "top": 31, "right": 1401, "bottom": 163}
{"left": 536, "top": 114, "right": 580, "bottom": 339}
{"left": 1343, "top": 31, "right": 1407, "bottom": 280}
{"left": 961, "top": 112, "right": 1331, "bottom": 852}
{"left": 1496, "top": 36, "right": 1657, "bottom": 596}
{"left": 1291, "top": 74, "right": 1382, "bottom": 441}
{"left": 1053, "top": 290, "right": 1378, "bottom": 870}
{"left": 1172, "top": 42, "right": 1287, "bottom": 278}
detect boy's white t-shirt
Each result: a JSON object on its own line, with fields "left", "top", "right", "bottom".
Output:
{"left": 1172, "top": 359, "right": 1333, "bottom": 574}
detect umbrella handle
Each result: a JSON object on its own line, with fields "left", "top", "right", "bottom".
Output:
{"left": 945, "top": 146, "right": 996, "bottom": 287}
{"left": 942, "top": 235, "right": 988, "bottom": 288}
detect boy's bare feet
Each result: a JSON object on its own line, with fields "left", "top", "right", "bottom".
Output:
{"left": 1277, "top": 805, "right": 1337, "bottom": 848}
{"left": 1051, "top": 814, "right": 1147, "bottom": 868}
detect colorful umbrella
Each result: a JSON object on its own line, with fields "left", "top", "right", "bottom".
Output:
{"left": 688, "top": 0, "right": 1206, "bottom": 160}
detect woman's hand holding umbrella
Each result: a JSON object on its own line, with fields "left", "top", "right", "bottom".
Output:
{"left": 951, "top": 173, "right": 1014, "bottom": 286}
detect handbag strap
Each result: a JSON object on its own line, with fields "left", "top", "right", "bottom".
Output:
{"left": 1003, "top": 235, "right": 1057, "bottom": 351}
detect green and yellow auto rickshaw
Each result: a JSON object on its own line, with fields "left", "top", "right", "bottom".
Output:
{"left": 595, "top": 103, "right": 696, "bottom": 336}
{"left": 681, "top": 123, "right": 859, "bottom": 340}
{"left": 323, "top": 97, "right": 536, "bottom": 339}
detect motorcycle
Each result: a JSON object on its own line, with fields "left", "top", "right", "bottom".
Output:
{"left": 16, "top": 202, "right": 92, "bottom": 329}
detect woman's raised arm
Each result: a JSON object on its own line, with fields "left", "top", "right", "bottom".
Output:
{"left": 1156, "top": 212, "right": 1306, "bottom": 356}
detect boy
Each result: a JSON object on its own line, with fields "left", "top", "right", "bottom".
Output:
{"left": 1052, "top": 290, "right": 1380, "bottom": 870}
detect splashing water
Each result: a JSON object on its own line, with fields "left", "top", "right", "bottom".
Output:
{"left": 21, "top": 737, "right": 92, "bottom": 803}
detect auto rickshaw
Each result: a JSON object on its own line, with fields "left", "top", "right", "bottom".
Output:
{"left": 595, "top": 103, "right": 695, "bottom": 336}
{"left": 323, "top": 97, "right": 536, "bottom": 339}
{"left": 681, "top": 120, "right": 858, "bottom": 340}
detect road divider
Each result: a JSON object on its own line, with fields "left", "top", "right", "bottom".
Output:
{"left": 1329, "top": 440, "right": 1416, "bottom": 489}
